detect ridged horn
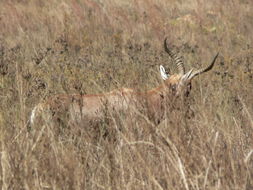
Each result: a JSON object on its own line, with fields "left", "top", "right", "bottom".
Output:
{"left": 189, "top": 53, "right": 219, "bottom": 79}
{"left": 164, "top": 37, "right": 185, "bottom": 75}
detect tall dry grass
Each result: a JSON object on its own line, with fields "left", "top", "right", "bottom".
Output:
{"left": 0, "top": 0, "right": 253, "bottom": 189}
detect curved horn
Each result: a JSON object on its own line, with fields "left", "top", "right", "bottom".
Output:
{"left": 189, "top": 53, "right": 219, "bottom": 79}
{"left": 164, "top": 37, "right": 185, "bottom": 74}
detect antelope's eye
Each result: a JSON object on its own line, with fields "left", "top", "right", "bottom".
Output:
{"left": 187, "top": 83, "right": 192, "bottom": 90}
{"left": 185, "top": 83, "right": 192, "bottom": 96}
{"left": 170, "top": 84, "right": 177, "bottom": 94}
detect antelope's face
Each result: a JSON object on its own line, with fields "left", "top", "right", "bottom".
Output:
{"left": 160, "top": 70, "right": 192, "bottom": 97}
{"left": 160, "top": 38, "right": 219, "bottom": 98}
{"left": 171, "top": 75, "right": 192, "bottom": 97}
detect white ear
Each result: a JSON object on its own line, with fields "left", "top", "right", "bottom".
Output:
{"left": 160, "top": 65, "right": 169, "bottom": 80}
{"left": 181, "top": 69, "right": 193, "bottom": 81}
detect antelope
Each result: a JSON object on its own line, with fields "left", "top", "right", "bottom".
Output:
{"left": 30, "top": 38, "right": 219, "bottom": 126}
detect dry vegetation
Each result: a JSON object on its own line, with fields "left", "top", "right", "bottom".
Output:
{"left": 0, "top": 0, "right": 253, "bottom": 189}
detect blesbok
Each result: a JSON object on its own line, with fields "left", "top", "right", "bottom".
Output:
{"left": 30, "top": 38, "right": 219, "bottom": 126}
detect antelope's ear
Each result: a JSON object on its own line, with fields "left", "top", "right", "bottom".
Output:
{"left": 160, "top": 65, "right": 169, "bottom": 80}
{"left": 181, "top": 69, "right": 193, "bottom": 81}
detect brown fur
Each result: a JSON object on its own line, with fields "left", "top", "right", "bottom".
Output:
{"left": 30, "top": 74, "right": 187, "bottom": 126}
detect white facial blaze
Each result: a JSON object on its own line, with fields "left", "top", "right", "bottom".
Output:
{"left": 160, "top": 65, "right": 169, "bottom": 80}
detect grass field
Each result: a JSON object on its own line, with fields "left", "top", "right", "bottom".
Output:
{"left": 0, "top": 0, "right": 253, "bottom": 189}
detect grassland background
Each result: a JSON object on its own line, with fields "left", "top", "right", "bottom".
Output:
{"left": 0, "top": 0, "right": 253, "bottom": 189}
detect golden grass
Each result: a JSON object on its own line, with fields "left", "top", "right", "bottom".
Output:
{"left": 0, "top": 0, "right": 253, "bottom": 189}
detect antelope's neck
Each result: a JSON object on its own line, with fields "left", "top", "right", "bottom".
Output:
{"left": 146, "top": 84, "right": 167, "bottom": 97}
